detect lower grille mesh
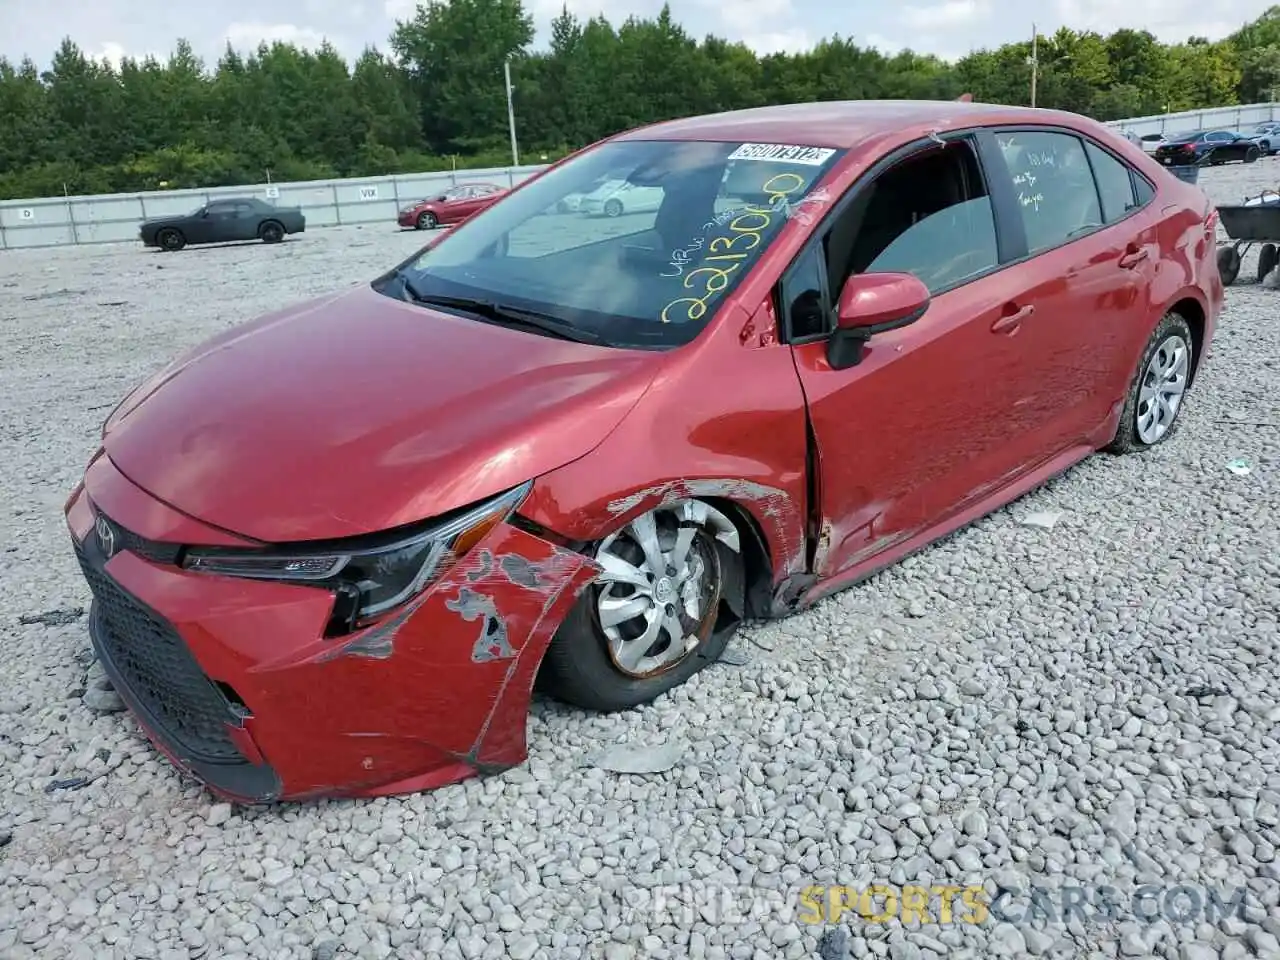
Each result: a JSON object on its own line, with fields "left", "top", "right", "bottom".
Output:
{"left": 76, "top": 545, "right": 241, "bottom": 763}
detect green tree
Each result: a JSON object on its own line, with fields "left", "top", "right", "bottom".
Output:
{"left": 3, "top": 6, "right": 1280, "bottom": 201}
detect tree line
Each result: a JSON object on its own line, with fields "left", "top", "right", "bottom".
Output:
{"left": 3, "top": 1, "right": 1280, "bottom": 200}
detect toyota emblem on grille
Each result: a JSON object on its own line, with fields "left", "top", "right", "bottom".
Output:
{"left": 95, "top": 515, "right": 116, "bottom": 559}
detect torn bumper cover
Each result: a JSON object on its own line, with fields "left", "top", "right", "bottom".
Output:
{"left": 65, "top": 457, "right": 597, "bottom": 803}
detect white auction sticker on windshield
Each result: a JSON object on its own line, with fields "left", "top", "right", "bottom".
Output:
{"left": 727, "top": 143, "right": 836, "bottom": 165}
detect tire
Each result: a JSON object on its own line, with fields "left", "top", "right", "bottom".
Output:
{"left": 259, "top": 220, "right": 284, "bottom": 243}
{"left": 1246, "top": 146, "right": 1261, "bottom": 163}
{"left": 1259, "top": 243, "right": 1279, "bottom": 282}
{"left": 603, "top": 198, "right": 623, "bottom": 218}
{"left": 1107, "top": 311, "right": 1194, "bottom": 454}
{"left": 1217, "top": 246, "right": 1241, "bottom": 286}
{"left": 416, "top": 211, "right": 437, "bottom": 230}
{"left": 539, "top": 501, "right": 745, "bottom": 712}
{"left": 157, "top": 228, "right": 185, "bottom": 252}
{"left": 1260, "top": 140, "right": 1271, "bottom": 155}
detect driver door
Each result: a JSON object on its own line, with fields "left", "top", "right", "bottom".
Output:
{"left": 785, "top": 134, "right": 1043, "bottom": 579}
{"left": 199, "top": 201, "right": 237, "bottom": 243}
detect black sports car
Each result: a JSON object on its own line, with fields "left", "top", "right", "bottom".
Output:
{"left": 140, "top": 198, "right": 307, "bottom": 251}
{"left": 1152, "top": 129, "right": 1262, "bottom": 167}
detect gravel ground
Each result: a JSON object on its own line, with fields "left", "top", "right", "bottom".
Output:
{"left": 0, "top": 159, "right": 1278, "bottom": 960}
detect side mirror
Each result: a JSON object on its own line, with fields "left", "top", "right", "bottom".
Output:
{"left": 827, "top": 273, "right": 930, "bottom": 370}
{"left": 437, "top": 195, "right": 448, "bottom": 202}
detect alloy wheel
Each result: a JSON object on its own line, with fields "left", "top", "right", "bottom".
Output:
{"left": 593, "top": 501, "right": 738, "bottom": 678}
{"left": 1136, "top": 335, "right": 1190, "bottom": 444}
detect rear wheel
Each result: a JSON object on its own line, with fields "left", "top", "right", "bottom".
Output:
{"left": 540, "top": 500, "right": 744, "bottom": 712}
{"left": 1217, "top": 246, "right": 1241, "bottom": 286}
{"left": 259, "top": 220, "right": 284, "bottom": 243}
{"left": 157, "top": 228, "right": 185, "bottom": 252}
{"left": 416, "top": 211, "right": 437, "bottom": 230}
{"left": 1259, "top": 243, "right": 1278, "bottom": 282}
{"left": 1107, "top": 312, "right": 1193, "bottom": 454}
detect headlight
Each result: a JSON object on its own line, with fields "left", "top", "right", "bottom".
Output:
{"left": 181, "top": 481, "right": 531, "bottom": 631}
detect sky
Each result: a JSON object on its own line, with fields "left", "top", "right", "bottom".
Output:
{"left": 1, "top": 0, "right": 1274, "bottom": 70}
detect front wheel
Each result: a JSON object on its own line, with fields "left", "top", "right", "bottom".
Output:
{"left": 1246, "top": 146, "right": 1261, "bottom": 163}
{"left": 539, "top": 500, "right": 744, "bottom": 712}
{"left": 259, "top": 220, "right": 284, "bottom": 243}
{"left": 1107, "top": 312, "right": 1194, "bottom": 454}
{"left": 603, "top": 198, "right": 623, "bottom": 218}
{"left": 416, "top": 211, "right": 437, "bottom": 230}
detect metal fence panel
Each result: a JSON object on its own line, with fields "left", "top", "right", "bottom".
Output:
{"left": 4, "top": 105, "right": 1278, "bottom": 250}
{"left": 1107, "top": 101, "right": 1280, "bottom": 136}
{"left": 0, "top": 164, "right": 549, "bottom": 250}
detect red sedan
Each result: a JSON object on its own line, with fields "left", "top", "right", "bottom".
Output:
{"left": 397, "top": 182, "right": 507, "bottom": 230}
{"left": 67, "top": 100, "right": 1221, "bottom": 803}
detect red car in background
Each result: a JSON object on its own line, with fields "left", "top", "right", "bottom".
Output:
{"left": 68, "top": 100, "right": 1220, "bottom": 803}
{"left": 397, "top": 182, "right": 507, "bottom": 230}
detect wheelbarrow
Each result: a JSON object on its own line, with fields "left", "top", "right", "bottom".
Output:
{"left": 1215, "top": 191, "right": 1280, "bottom": 285}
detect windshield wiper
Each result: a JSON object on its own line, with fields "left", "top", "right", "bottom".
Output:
{"left": 408, "top": 290, "right": 605, "bottom": 345}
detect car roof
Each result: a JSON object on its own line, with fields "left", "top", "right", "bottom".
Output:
{"left": 611, "top": 100, "right": 1100, "bottom": 148}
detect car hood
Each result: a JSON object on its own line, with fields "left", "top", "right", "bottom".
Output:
{"left": 103, "top": 284, "right": 663, "bottom": 543}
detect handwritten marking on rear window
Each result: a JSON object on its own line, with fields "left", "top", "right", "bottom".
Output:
{"left": 727, "top": 143, "right": 837, "bottom": 166}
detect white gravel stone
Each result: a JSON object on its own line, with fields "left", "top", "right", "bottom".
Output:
{"left": 1, "top": 159, "right": 1278, "bottom": 958}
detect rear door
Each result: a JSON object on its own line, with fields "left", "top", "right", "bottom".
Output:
{"left": 974, "top": 126, "right": 1161, "bottom": 459}
{"left": 232, "top": 202, "right": 260, "bottom": 240}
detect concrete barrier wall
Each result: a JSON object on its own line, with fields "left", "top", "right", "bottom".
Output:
{"left": 0, "top": 166, "right": 549, "bottom": 251}
{"left": 1105, "top": 101, "right": 1280, "bottom": 137}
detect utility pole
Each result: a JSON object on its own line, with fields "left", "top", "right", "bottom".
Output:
{"left": 1028, "top": 23, "right": 1039, "bottom": 108}
{"left": 504, "top": 58, "right": 520, "bottom": 167}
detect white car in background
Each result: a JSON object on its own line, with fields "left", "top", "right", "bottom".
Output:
{"left": 576, "top": 179, "right": 665, "bottom": 218}
{"left": 1136, "top": 133, "right": 1168, "bottom": 155}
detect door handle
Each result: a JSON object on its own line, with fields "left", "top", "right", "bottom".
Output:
{"left": 991, "top": 304, "right": 1034, "bottom": 334}
{"left": 1119, "top": 246, "right": 1149, "bottom": 268}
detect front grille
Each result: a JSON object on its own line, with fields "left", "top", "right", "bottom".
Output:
{"left": 75, "top": 543, "right": 242, "bottom": 763}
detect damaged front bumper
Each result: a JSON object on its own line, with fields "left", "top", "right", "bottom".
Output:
{"left": 65, "top": 455, "right": 598, "bottom": 803}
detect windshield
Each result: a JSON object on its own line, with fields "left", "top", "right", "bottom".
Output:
{"left": 383, "top": 138, "right": 844, "bottom": 348}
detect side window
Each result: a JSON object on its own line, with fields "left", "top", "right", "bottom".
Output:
{"left": 995, "top": 131, "right": 1102, "bottom": 255}
{"left": 1085, "top": 142, "right": 1138, "bottom": 223}
{"left": 781, "top": 244, "right": 828, "bottom": 340}
{"left": 826, "top": 138, "right": 999, "bottom": 296}
{"left": 1133, "top": 175, "right": 1155, "bottom": 206}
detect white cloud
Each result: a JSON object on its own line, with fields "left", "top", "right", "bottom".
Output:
{"left": 740, "top": 28, "right": 813, "bottom": 54}
{"left": 900, "top": 0, "right": 991, "bottom": 30}
{"left": 224, "top": 21, "right": 332, "bottom": 52}
{"left": 90, "top": 40, "right": 166, "bottom": 67}
{"left": 689, "top": 0, "right": 813, "bottom": 53}
{"left": 1051, "top": 0, "right": 1245, "bottom": 42}
{"left": 862, "top": 33, "right": 906, "bottom": 55}
{"left": 383, "top": 0, "right": 419, "bottom": 20}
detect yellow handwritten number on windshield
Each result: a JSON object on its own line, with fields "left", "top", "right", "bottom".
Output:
{"left": 658, "top": 172, "right": 807, "bottom": 324}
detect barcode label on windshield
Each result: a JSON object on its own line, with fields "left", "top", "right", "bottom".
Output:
{"left": 728, "top": 143, "right": 836, "bottom": 165}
